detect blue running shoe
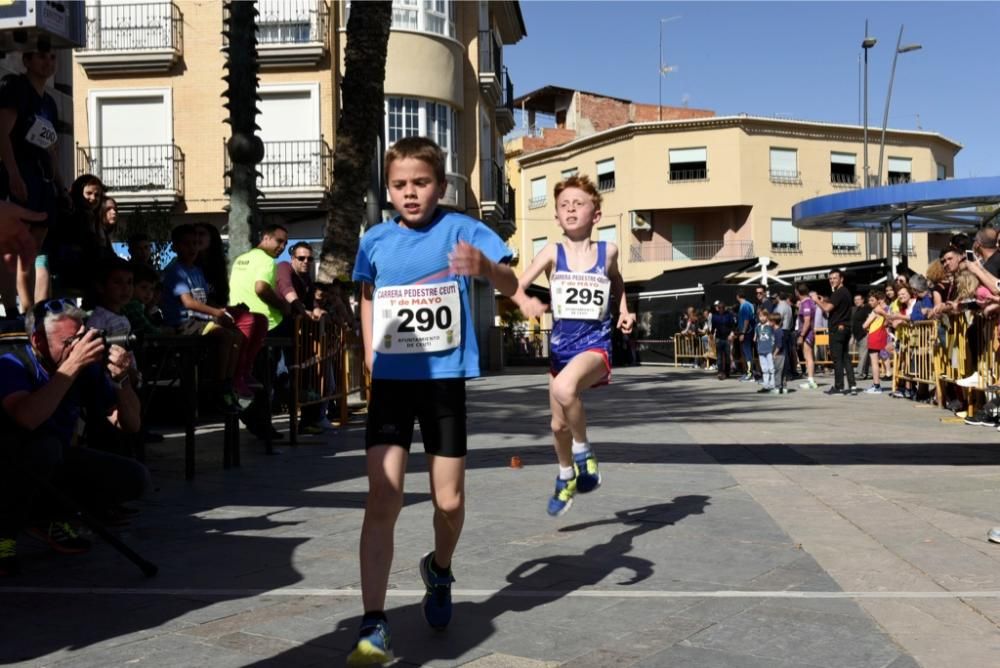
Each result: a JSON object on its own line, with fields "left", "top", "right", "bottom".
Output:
{"left": 419, "top": 551, "right": 455, "bottom": 630}
{"left": 347, "top": 617, "right": 392, "bottom": 666}
{"left": 547, "top": 475, "right": 577, "bottom": 517}
{"left": 573, "top": 451, "right": 602, "bottom": 493}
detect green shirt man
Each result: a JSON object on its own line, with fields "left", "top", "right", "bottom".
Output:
{"left": 228, "top": 224, "right": 290, "bottom": 331}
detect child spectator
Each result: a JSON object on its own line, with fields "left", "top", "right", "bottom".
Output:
{"left": 770, "top": 312, "right": 787, "bottom": 394}
{"left": 87, "top": 258, "right": 134, "bottom": 336}
{"left": 755, "top": 307, "right": 776, "bottom": 393}
{"left": 100, "top": 197, "right": 119, "bottom": 244}
{"left": 863, "top": 291, "right": 888, "bottom": 394}
{"left": 122, "top": 262, "right": 161, "bottom": 336}
{"left": 127, "top": 232, "right": 154, "bottom": 269}
{"left": 194, "top": 222, "right": 230, "bottom": 308}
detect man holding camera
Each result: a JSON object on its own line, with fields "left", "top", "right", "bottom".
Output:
{"left": 0, "top": 299, "right": 148, "bottom": 576}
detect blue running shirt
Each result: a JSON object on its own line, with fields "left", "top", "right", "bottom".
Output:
{"left": 353, "top": 209, "right": 512, "bottom": 380}
{"left": 549, "top": 242, "right": 613, "bottom": 369}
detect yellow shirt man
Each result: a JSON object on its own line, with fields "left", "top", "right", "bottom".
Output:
{"left": 228, "top": 226, "right": 289, "bottom": 331}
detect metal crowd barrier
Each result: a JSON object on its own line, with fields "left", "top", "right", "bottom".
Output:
{"left": 891, "top": 320, "right": 938, "bottom": 393}
{"left": 289, "top": 315, "right": 368, "bottom": 444}
{"left": 673, "top": 332, "right": 714, "bottom": 367}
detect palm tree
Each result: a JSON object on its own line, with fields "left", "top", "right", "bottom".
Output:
{"left": 316, "top": 1, "right": 392, "bottom": 283}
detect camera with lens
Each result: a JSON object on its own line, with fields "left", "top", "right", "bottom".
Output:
{"left": 98, "top": 330, "right": 138, "bottom": 350}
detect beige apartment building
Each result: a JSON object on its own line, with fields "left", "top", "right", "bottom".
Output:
{"left": 507, "top": 87, "right": 961, "bottom": 291}
{"left": 69, "top": 0, "right": 525, "bottom": 243}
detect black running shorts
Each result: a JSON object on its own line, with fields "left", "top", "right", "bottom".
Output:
{"left": 365, "top": 378, "right": 467, "bottom": 457}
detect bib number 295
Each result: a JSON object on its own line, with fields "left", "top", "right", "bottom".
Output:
{"left": 397, "top": 306, "right": 452, "bottom": 333}
{"left": 565, "top": 287, "right": 605, "bottom": 306}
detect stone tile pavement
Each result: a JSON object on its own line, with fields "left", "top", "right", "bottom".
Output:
{"left": 1, "top": 366, "right": 999, "bottom": 667}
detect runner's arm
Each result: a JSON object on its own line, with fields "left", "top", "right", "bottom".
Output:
{"left": 360, "top": 282, "right": 374, "bottom": 373}
{"left": 509, "top": 243, "right": 555, "bottom": 319}
{"left": 607, "top": 243, "right": 635, "bottom": 333}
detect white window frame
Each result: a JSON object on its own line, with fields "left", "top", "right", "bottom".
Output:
{"left": 830, "top": 151, "right": 857, "bottom": 185}
{"left": 87, "top": 87, "right": 174, "bottom": 147}
{"left": 769, "top": 147, "right": 799, "bottom": 183}
{"left": 596, "top": 158, "right": 615, "bottom": 192}
{"left": 770, "top": 217, "right": 799, "bottom": 252}
{"left": 561, "top": 167, "right": 578, "bottom": 180}
{"left": 385, "top": 96, "right": 459, "bottom": 174}
{"left": 936, "top": 163, "right": 947, "bottom": 181}
{"left": 832, "top": 231, "right": 860, "bottom": 254}
{"left": 387, "top": 0, "right": 456, "bottom": 39}
{"left": 668, "top": 147, "right": 708, "bottom": 181}
{"left": 532, "top": 236, "right": 547, "bottom": 259}
{"left": 529, "top": 176, "right": 547, "bottom": 209}
{"left": 887, "top": 156, "right": 913, "bottom": 184}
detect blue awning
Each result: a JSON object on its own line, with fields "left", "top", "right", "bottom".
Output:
{"left": 792, "top": 177, "right": 1000, "bottom": 232}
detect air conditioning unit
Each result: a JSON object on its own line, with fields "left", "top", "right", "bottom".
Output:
{"left": 630, "top": 210, "right": 652, "bottom": 231}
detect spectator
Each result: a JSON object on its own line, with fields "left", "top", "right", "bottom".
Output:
{"left": 87, "top": 258, "right": 134, "bottom": 337}
{"left": 851, "top": 293, "right": 871, "bottom": 379}
{"left": 48, "top": 174, "right": 107, "bottom": 300}
{"left": 756, "top": 285, "right": 775, "bottom": 313}
{"left": 813, "top": 269, "right": 858, "bottom": 396}
{"left": 884, "top": 284, "right": 898, "bottom": 313}
{"left": 100, "top": 197, "right": 119, "bottom": 245}
{"left": 907, "top": 274, "right": 934, "bottom": 322}
{"left": 795, "top": 283, "right": 818, "bottom": 389}
{"left": 710, "top": 300, "right": 735, "bottom": 380}
{"left": 862, "top": 291, "right": 888, "bottom": 394}
{"left": 0, "top": 299, "right": 148, "bottom": 576}
{"left": 161, "top": 224, "right": 262, "bottom": 407}
{"left": 886, "top": 285, "right": 916, "bottom": 399}
{"left": 194, "top": 222, "right": 230, "bottom": 308}
{"left": 127, "top": 232, "right": 154, "bottom": 269}
{"left": 122, "top": 262, "right": 161, "bottom": 336}
{"left": 0, "top": 38, "right": 65, "bottom": 311}
{"left": 773, "top": 292, "right": 794, "bottom": 378}
{"left": 229, "top": 223, "right": 291, "bottom": 440}
{"left": 770, "top": 313, "right": 787, "bottom": 394}
{"left": 973, "top": 227, "right": 1000, "bottom": 277}
{"left": 735, "top": 290, "right": 755, "bottom": 381}
{"left": 754, "top": 307, "right": 776, "bottom": 393}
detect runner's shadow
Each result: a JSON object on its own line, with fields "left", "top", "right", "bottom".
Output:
{"left": 246, "top": 495, "right": 711, "bottom": 666}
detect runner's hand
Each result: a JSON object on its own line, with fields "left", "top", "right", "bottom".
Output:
{"left": 520, "top": 296, "right": 548, "bottom": 319}
{"left": 448, "top": 240, "right": 488, "bottom": 277}
{"left": 617, "top": 311, "right": 636, "bottom": 334}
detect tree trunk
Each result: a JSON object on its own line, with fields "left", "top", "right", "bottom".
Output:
{"left": 223, "top": 0, "right": 263, "bottom": 262}
{"left": 317, "top": 1, "right": 392, "bottom": 284}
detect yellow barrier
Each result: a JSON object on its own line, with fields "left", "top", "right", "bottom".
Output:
{"left": 673, "top": 332, "right": 715, "bottom": 367}
{"left": 892, "top": 321, "right": 938, "bottom": 394}
{"left": 290, "top": 316, "right": 368, "bottom": 440}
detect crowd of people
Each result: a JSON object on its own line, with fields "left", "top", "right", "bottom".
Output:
{"left": 680, "top": 230, "right": 1000, "bottom": 414}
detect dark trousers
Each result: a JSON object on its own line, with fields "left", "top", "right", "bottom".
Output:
{"left": 781, "top": 329, "right": 795, "bottom": 380}
{"left": 740, "top": 336, "right": 753, "bottom": 374}
{"left": 716, "top": 339, "right": 732, "bottom": 377}
{"left": 0, "top": 432, "right": 149, "bottom": 537}
{"left": 829, "top": 325, "right": 856, "bottom": 390}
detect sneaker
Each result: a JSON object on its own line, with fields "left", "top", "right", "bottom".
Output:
{"left": 848, "top": 386, "right": 860, "bottom": 396}
{"left": 756, "top": 387, "right": 771, "bottom": 394}
{"left": 573, "top": 451, "right": 602, "bottom": 493}
{"left": 737, "top": 373, "right": 753, "bottom": 382}
{"left": 957, "top": 372, "right": 981, "bottom": 388}
{"left": 347, "top": 617, "right": 393, "bottom": 666}
{"left": 27, "top": 521, "right": 91, "bottom": 555}
{"left": 547, "top": 476, "right": 577, "bottom": 517}
{"left": 823, "top": 387, "right": 843, "bottom": 396}
{"left": 316, "top": 416, "right": 337, "bottom": 431}
{"left": 889, "top": 390, "right": 907, "bottom": 399}
{"left": 419, "top": 551, "right": 455, "bottom": 630}
{"left": 964, "top": 410, "right": 996, "bottom": 427}
{"left": 0, "top": 537, "right": 18, "bottom": 577}
{"left": 299, "top": 423, "right": 324, "bottom": 436}
{"left": 769, "top": 388, "right": 781, "bottom": 395}
{"left": 865, "top": 385, "right": 883, "bottom": 394}
{"left": 799, "top": 379, "right": 818, "bottom": 390}
{"left": 989, "top": 528, "right": 1000, "bottom": 544}
{"left": 779, "top": 388, "right": 788, "bottom": 394}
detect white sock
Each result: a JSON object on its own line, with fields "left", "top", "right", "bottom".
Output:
{"left": 559, "top": 465, "right": 575, "bottom": 480}
{"left": 571, "top": 440, "right": 590, "bottom": 455}
{"left": 808, "top": 376, "right": 815, "bottom": 382}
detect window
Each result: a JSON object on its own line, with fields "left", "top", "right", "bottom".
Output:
{"left": 668, "top": 147, "right": 707, "bottom": 181}
{"left": 259, "top": 85, "right": 323, "bottom": 188}
{"left": 597, "top": 225, "right": 616, "bottom": 244}
{"left": 770, "top": 218, "right": 799, "bottom": 252}
{"left": 88, "top": 89, "right": 176, "bottom": 192}
{"left": 385, "top": 97, "right": 458, "bottom": 173}
{"left": 888, "top": 157, "right": 912, "bottom": 185}
{"left": 561, "top": 167, "right": 578, "bottom": 180}
{"left": 529, "top": 177, "right": 547, "bottom": 209}
{"left": 832, "top": 232, "right": 860, "bottom": 254}
{"left": 769, "top": 148, "right": 799, "bottom": 183}
{"left": 830, "top": 152, "right": 857, "bottom": 185}
{"left": 596, "top": 158, "right": 615, "bottom": 192}
{"left": 532, "top": 237, "right": 547, "bottom": 258}
{"left": 937, "top": 163, "right": 947, "bottom": 181}
{"left": 387, "top": 0, "right": 456, "bottom": 38}
{"left": 258, "top": 0, "right": 317, "bottom": 44}
{"left": 892, "top": 232, "right": 915, "bottom": 255}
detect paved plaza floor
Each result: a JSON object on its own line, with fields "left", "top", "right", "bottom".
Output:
{"left": 2, "top": 365, "right": 1000, "bottom": 667}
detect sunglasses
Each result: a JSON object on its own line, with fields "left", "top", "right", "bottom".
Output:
{"left": 295, "top": 256, "right": 314, "bottom": 262}
{"left": 31, "top": 298, "right": 78, "bottom": 332}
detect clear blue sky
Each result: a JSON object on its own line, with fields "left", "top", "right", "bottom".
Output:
{"left": 505, "top": 1, "right": 1000, "bottom": 178}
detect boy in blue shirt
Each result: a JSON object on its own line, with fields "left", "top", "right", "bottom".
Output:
{"left": 348, "top": 137, "right": 517, "bottom": 666}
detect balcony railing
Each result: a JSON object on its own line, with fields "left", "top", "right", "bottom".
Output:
{"left": 629, "top": 240, "right": 754, "bottom": 263}
{"left": 478, "top": 29, "right": 503, "bottom": 75}
{"left": 892, "top": 244, "right": 916, "bottom": 256}
{"left": 77, "top": 144, "right": 184, "bottom": 203}
{"left": 257, "top": 0, "right": 328, "bottom": 45}
{"left": 81, "top": 2, "right": 181, "bottom": 52}
{"left": 888, "top": 174, "right": 912, "bottom": 185}
{"left": 831, "top": 172, "right": 859, "bottom": 187}
{"left": 668, "top": 168, "right": 709, "bottom": 182}
{"left": 770, "top": 241, "right": 801, "bottom": 254}
{"left": 769, "top": 169, "right": 801, "bottom": 184}
{"left": 480, "top": 159, "right": 509, "bottom": 212}
{"left": 224, "top": 139, "right": 331, "bottom": 210}
{"left": 832, "top": 243, "right": 862, "bottom": 255}
{"left": 495, "top": 66, "right": 515, "bottom": 134}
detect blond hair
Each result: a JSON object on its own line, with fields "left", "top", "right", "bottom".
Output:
{"left": 954, "top": 270, "right": 979, "bottom": 301}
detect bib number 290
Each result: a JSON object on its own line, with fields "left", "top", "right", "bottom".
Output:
{"left": 565, "top": 287, "right": 605, "bottom": 306}
{"left": 397, "top": 306, "right": 452, "bottom": 333}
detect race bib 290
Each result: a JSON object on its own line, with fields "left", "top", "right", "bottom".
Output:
{"left": 372, "top": 281, "right": 462, "bottom": 354}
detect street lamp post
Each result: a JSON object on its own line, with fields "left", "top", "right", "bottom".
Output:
{"left": 658, "top": 16, "right": 680, "bottom": 122}
{"left": 861, "top": 21, "right": 877, "bottom": 189}
{"left": 877, "top": 25, "right": 922, "bottom": 186}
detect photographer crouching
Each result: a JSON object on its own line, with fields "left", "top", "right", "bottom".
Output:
{"left": 0, "top": 298, "right": 149, "bottom": 576}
